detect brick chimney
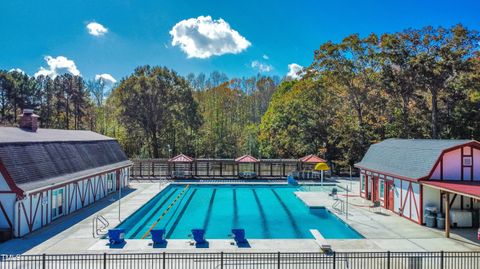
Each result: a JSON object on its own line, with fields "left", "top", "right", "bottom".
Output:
{"left": 19, "top": 109, "right": 39, "bottom": 132}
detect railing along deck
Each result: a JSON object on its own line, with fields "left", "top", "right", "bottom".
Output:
{"left": 1, "top": 251, "right": 479, "bottom": 269}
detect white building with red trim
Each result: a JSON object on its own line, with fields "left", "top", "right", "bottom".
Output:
{"left": 355, "top": 139, "right": 480, "bottom": 234}
{"left": 0, "top": 110, "right": 132, "bottom": 239}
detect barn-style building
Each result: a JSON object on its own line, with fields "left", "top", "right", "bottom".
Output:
{"left": 355, "top": 139, "right": 480, "bottom": 237}
{"left": 0, "top": 110, "right": 132, "bottom": 239}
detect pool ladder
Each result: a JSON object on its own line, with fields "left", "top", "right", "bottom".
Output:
{"left": 332, "top": 199, "right": 345, "bottom": 214}
{"left": 92, "top": 214, "right": 109, "bottom": 238}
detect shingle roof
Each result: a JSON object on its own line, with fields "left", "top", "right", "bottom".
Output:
{"left": 0, "top": 127, "right": 114, "bottom": 144}
{"left": 299, "top": 154, "right": 326, "bottom": 163}
{"left": 235, "top": 154, "right": 259, "bottom": 163}
{"left": 168, "top": 154, "right": 193, "bottom": 163}
{"left": 355, "top": 139, "right": 474, "bottom": 180}
{"left": 0, "top": 127, "right": 130, "bottom": 193}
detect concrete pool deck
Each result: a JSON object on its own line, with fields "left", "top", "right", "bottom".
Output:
{"left": 295, "top": 179, "right": 480, "bottom": 252}
{"left": 0, "top": 179, "right": 478, "bottom": 254}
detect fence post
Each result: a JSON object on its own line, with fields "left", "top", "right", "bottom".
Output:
{"left": 333, "top": 251, "right": 336, "bottom": 269}
{"left": 42, "top": 253, "right": 46, "bottom": 269}
{"left": 440, "top": 251, "right": 444, "bottom": 269}
{"left": 277, "top": 252, "right": 281, "bottom": 269}
{"left": 221, "top": 252, "right": 224, "bottom": 269}
{"left": 387, "top": 251, "right": 390, "bottom": 269}
{"left": 103, "top": 252, "right": 107, "bottom": 269}
{"left": 163, "top": 252, "right": 166, "bottom": 269}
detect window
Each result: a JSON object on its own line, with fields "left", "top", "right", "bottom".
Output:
{"left": 379, "top": 179, "right": 385, "bottom": 199}
{"left": 107, "top": 174, "right": 115, "bottom": 193}
{"left": 52, "top": 188, "right": 64, "bottom": 219}
{"left": 360, "top": 174, "right": 365, "bottom": 191}
{"left": 463, "top": 156, "right": 472, "bottom": 166}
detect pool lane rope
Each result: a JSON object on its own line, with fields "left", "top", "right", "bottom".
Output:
{"left": 141, "top": 184, "right": 190, "bottom": 239}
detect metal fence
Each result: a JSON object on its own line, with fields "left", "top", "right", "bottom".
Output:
{"left": 1, "top": 251, "right": 479, "bottom": 269}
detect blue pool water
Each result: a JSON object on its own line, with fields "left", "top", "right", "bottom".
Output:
{"left": 117, "top": 184, "right": 362, "bottom": 239}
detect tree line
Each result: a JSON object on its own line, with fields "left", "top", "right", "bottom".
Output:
{"left": 1, "top": 24, "right": 479, "bottom": 169}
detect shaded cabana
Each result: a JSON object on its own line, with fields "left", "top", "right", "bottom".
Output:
{"left": 235, "top": 155, "right": 259, "bottom": 179}
{"left": 168, "top": 154, "right": 194, "bottom": 178}
{"left": 299, "top": 154, "right": 327, "bottom": 170}
{"left": 296, "top": 154, "right": 328, "bottom": 180}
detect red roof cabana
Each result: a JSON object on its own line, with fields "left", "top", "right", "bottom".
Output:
{"left": 421, "top": 181, "right": 480, "bottom": 199}
{"left": 299, "top": 154, "right": 326, "bottom": 163}
{"left": 235, "top": 154, "right": 259, "bottom": 163}
{"left": 168, "top": 154, "right": 194, "bottom": 163}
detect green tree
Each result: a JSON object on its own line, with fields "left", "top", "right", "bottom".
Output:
{"left": 112, "top": 66, "right": 201, "bottom": 158}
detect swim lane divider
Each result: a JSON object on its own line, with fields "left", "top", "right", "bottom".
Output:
{"left": 141, "top": 184, "right": 190, "bottom": 239}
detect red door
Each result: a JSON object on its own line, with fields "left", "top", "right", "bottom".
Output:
{"left": 387, "top": 182, "right": 394, "bottom": 211}
{"left": 371, "top": 177, "right": 378, "bottom": 202}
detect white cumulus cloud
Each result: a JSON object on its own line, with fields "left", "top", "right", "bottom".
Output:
{"left": 286, "top": 63, "right": 304, "bottom": 80}
{"left": 34, "top": 56, "right": 80, "bottom": 78}
{"left": 169, "top": 15, "right": 251, "bottom": 58}
{"left": 251, "top": 60, "right": 273, "bottom": 72}
{"left": 95, "top": 73, "right": 117, "bottom": 85}
{"left": 262, "top": 54, "right": 269, "bottom": 60}
{"left": 86, "top": 22, "right": 108, "bottom": 36}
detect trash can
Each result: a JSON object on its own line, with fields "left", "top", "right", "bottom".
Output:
{"left": 425, "top": 214, "right": 436, "bottom": 228}
{"left": 437, "top": 213, "right": 445, "bottom": 230}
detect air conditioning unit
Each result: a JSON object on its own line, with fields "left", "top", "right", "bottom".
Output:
{"left": 450, "top": 210, "right": 472, "bottom": 228}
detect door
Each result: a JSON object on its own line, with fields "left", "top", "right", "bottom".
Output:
{"left": 367, "top": 176, "right": 373, "bottom": 200}
{"left": 387, "top": 182, "right": 394, "bottom": 211}
{"left": 373, "top": 177, "right": 379, "bottom": 202}
{"left": 52, "top": 188, "right": 64, "bottom": 219}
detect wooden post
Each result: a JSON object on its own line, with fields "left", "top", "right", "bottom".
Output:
{"left": 444, "top": 192, "right": 450, "bottom": 238}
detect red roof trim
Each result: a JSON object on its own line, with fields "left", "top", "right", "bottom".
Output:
{"left": 0, "top": 160, "right": 25, "bottom": 197}
{"left": 235, "top": 155, "right": 259, "bottom": 163}
{"left": 425, "top": 141, "right": 480, "bottom": 181}
{"left": 299, "top": 154, "right": 326, "bottom": 163}
{"left": 421, "top": 180, "right": 480, "bottom": 199}
{"left": 168, "top": 154, "right": 194, "bottom": 163}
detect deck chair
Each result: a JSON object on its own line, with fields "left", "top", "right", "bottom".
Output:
{"left": 370, "top": 201, "right": 381, "bottom": 212}
{"left": 329, "top": 187, "right": 338, "bottom": 200}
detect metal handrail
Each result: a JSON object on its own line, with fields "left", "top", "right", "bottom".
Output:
{"left": 332, "top": 199, "right": 345, "bottom": 213}
{"left": 92, "top": 215, "right": 109, "bottom": 238}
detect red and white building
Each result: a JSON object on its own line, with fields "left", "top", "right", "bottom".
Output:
{"left": 355, "top": 139, "right": 480, "bottom": 232}
{"left": 0, "top": 110, "right": 132, "bottom": 239}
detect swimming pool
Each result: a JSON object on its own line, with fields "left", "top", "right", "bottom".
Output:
{"left": 117, "top": 184, "right": 362, "bottom": 240}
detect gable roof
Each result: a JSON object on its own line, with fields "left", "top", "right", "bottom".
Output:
{"left": 235, "top": 154, "right": 259, "bottom": 163}
{"left": 355, "top": 139, "right": 475, "bottom": 180}
{"left": 299, "top": 154, "right": 326, "bottom": 163}
{"left": 0, "top": 127, "right": 131, "bottom": 193}
{"left": 168, "top": 154, "right": 193, "bottom": 163}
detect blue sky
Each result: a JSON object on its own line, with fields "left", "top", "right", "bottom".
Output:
{"left": 1, "top": 0, "right": 479, "bottom": 82}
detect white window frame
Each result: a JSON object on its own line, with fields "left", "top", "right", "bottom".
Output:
{"left": 360, "top": 174, "right": 366, "bottom": 191}
{"left": 107, "top": 173, "right": 115, "bottom": 193}
{"left": 463, "top": 156, "right": 472, "bottom": 166}
{"left": 379, "top": 178, "right": 385, "bottom": 200}
{"left": 51, "top": 188, "right": 65, "bottom": 220}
